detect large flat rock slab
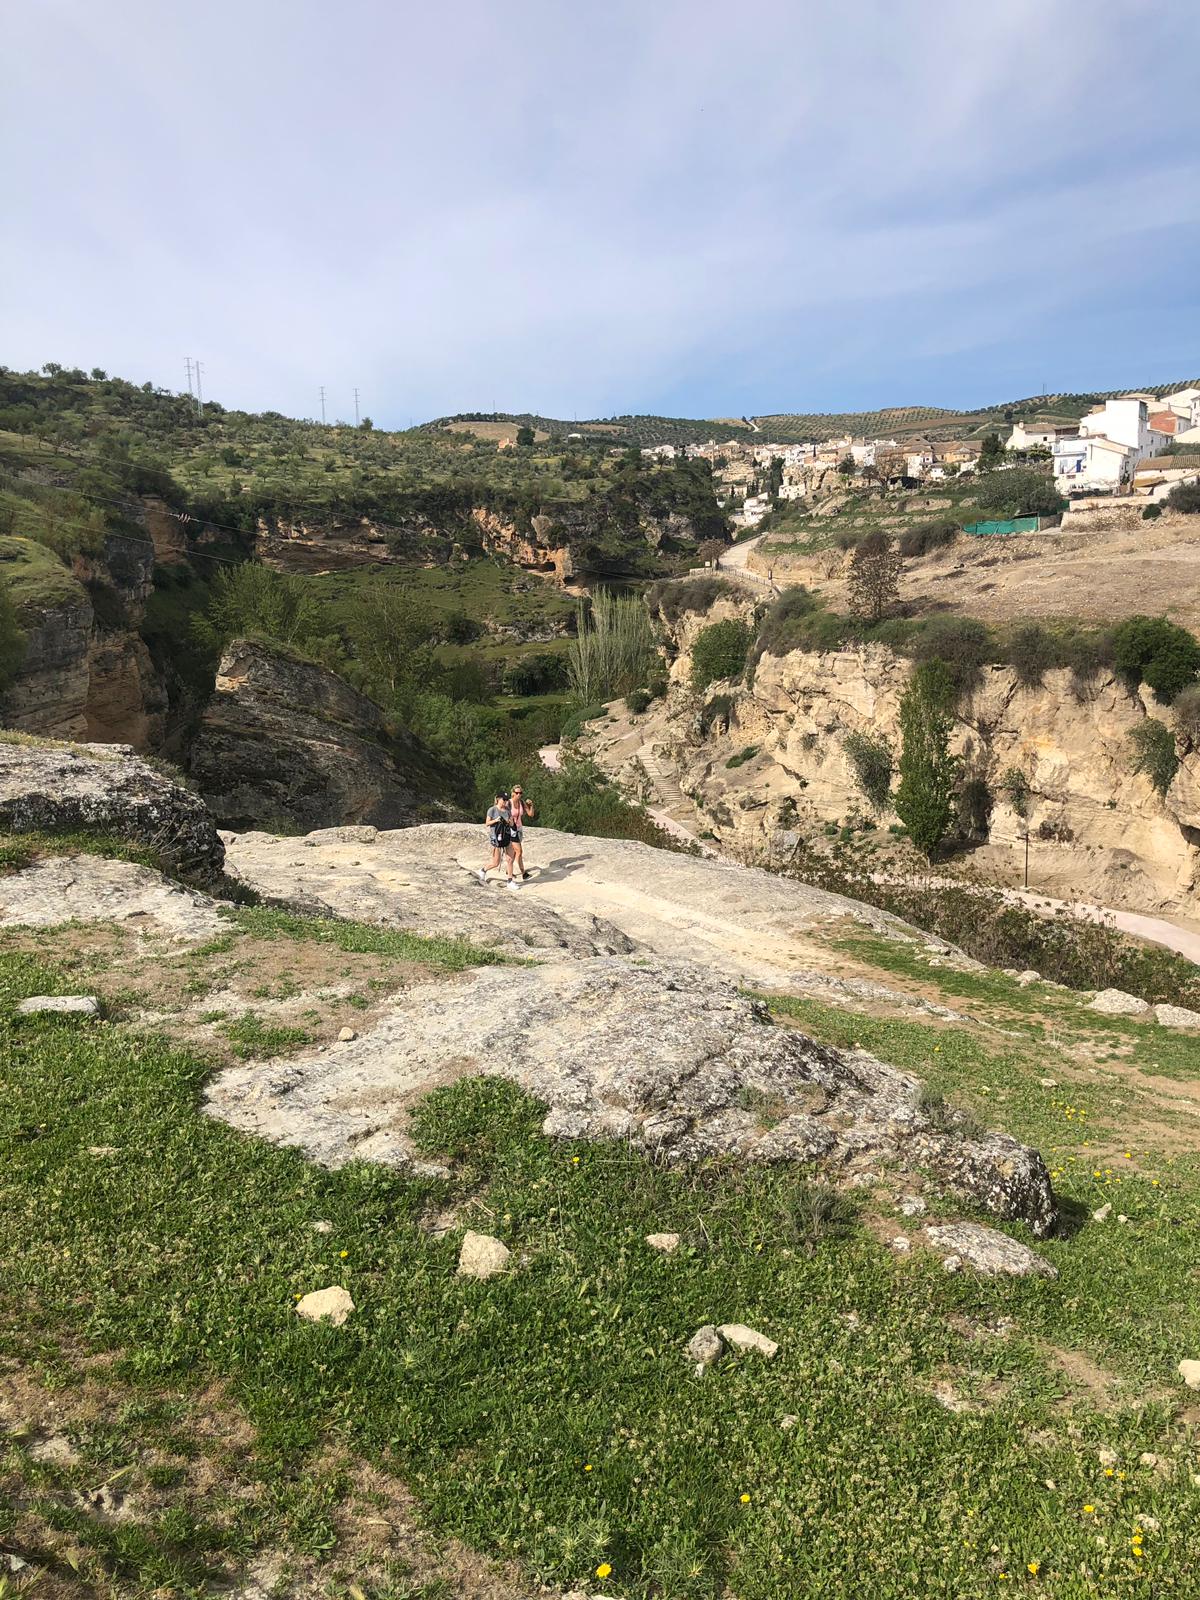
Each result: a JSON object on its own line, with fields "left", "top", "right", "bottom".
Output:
{"left": 224, "top": 823, "right": 914, "bottom": 988}
{"left": 0, "top": 854, "right": 227, "bottom": 942}
{"left": 205, "top": 955, "right": 1056, "bottom": 1235}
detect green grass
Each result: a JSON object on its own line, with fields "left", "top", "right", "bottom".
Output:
{"left": 0, "top": 533, "right": 87, "bottom": 612}
{"left": 4, "top": 937, "right": 1200, "bottom": 1596}
{"left": 232, "top": 906, "right": 507, "bottom": 970}
{"left": 0, "top": 828, "right": 168, "bottom": 875}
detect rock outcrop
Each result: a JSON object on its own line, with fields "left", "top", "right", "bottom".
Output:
{"left": 580, "top": 602, "right": 1200, "bottom": 921}
{"left": 0, "top": 737, "right": 224, "bottom": 880}
{"left": 188, "top": 639, "right": 422, "bottom": 832}
{"left": 205, "top": 954, "right": 1056, "bottom": 1234}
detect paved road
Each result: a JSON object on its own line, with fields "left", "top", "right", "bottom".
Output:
{"left": 718, "top": 533, "right": 764, "bottom": 571}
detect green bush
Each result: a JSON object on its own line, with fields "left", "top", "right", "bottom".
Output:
{"left": 1143, "top": 503, "right": 1163, "bottom": 521}
{"left": 1167, "top": 481, "right": 1200, "bottom": 514}
{"left": 1008, "top": 623, "right": 1058, "bottom": 686}
{"left": 907, "top": 615, "right": 993, "bottom": 694}
{"left": 898, "top": 521, "right": 959, "bottom": 558}
{"left": 1173, "top": 684, "right": 1200, "bottom": 748}
{"left": 626, "top": 687, "right": 652, "bottom": 715}
{"left": 691, "top": 619, "right": 752, "bottom": 690}
{"left": 559, "top": 702, "right": 605, "bottom": 742}
{"left": 725, "top": 744, "right": 759, "bottom": 768}
{"left": 999, "top": 766, "right": 1031, "bottom": 819}
{"left": 502, "top": 651, "right": 569, "bottom": 696}
{"left": 647, "top": 574, "right": 731, "bottom": 621}
{"left": 973, "top": 468, "right": 1065, "bottom": 519}
{"left": 1128, "top": 719, "right": 1180, "bottom": 797}
{"left": 1112, "top": 615, "right": 1200, "bottom": 703}
{"left": 842, "top": 731, "right": 892, "bottom": 813}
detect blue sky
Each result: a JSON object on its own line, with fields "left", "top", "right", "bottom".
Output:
{"left": 3, "top": 0, "right": 1198, "bottom": 426}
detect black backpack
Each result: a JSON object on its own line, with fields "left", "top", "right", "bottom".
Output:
{"left": 490, "top": 816, "right": 512, "bottom": 848}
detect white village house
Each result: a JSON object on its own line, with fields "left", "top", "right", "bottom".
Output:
{"left": 1052, "top": 397, "right": 1171, "bottom": 493}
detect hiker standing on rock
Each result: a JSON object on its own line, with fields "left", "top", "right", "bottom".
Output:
{"left": 509, "top": 784, "right": 535, "bottom": 880}
{"left": 479, "top": 790, "right": 519, "bottom": 890}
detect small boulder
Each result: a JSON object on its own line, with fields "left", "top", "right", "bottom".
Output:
{"left": 686, "top": 1325, "right": 725, "bottom": 1369}
{"left": 717, "top": 1323, "right": 778, "bottom": 1359}
{"left": 17, "top": 995, "right": 100, "bottom": 1017}
{"left": 645, "top": 1232, "right": 681, "bottom": 1253}
{"left": 1154, "top": 1003, "right": 1200, "bottom": 1030}
{"left": 1179, "top": 1360, "right": 1200, "bottom": 1391}
{"left": 1092, "top": 1203, "right": 1112, "bottom": 1223}
{"left": 337, "top": 1026, "right": 357, "bottom": 1042}
{"left": 924, "top": 1222, "right": 1057, "bottom": 1279}
{"left": 897, "top": 1194, "right": 927, "bottom": 1218}
{"left": 457, "top": 1230, "right": 511, "bottom": 1280}
{"left": 1016, "top": 971, "right": 1041, "bottom": 987}
{"left": 941, "top": 1255, "right": 962, "bottom": 1274}
{"left": 1089, "top": 989, "right": 1151, "bottom": 1018}
{"left": 295, "top": 1285, "right": 354, "bottom": 1326}
{"left": 311, "top": 1219, "right": 333, "bottom": 1234}
{"left": 890, "top": 1235, "right": 912, "bottom": 1254}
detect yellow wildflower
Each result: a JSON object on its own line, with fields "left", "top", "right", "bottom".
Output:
{"left": 596, "top": 1563, "right": 612, "bottom": 1579}
{"left": 584, "top": 1463, "right": 593, "bottom": 1472}
{"left": 339, "top": 1249, "right": 349, "bottom": 1259}
{"left": 1083, "top": 1504, "right": 1095, "bottom": 1514}
{"left": 1027, "top": 1561, "right": 1040, "bottom": 1575}
{"left": 740, "top": 1493, "right": 751, "bottom": 1504}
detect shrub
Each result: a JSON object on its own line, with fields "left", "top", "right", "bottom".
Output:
{"left": 1008, "top": 623, "right": 1058, "bottom": 686}
{"left": 907, "top": 615, "right": 993, "bottom": 695}
{"left": 999, "top": 766, "right": 1031, "bottom": 819}
{"left": 1143, "top": 503, "right": 1163, "bottom": 520}
{"left": 973, "top": 468, "right": 1065, "bottom": 519}
{"left": 1128, "top": 719, "right": 1180, "bottom": 797}
{"left": 1173, "top": 683, "right": 1200, "bottom": 748}
{"left": 1062, "top": 629, "right": 1112, "bottom": 694}
{"left": 626, "top": 687, "right": 652, "bottom": 715}
{"left": 1167, "top": 481, "right": 1200, "bottom": 515}
{"left": 751, "top": 586, "right": 821, "bottom": 661}
{"left": 503, "top": 651, "right": 569, "bottom": 696}
{"left": 691, "top": 619, "right": 752, "bottom": 690}
{"left": 842, "top": 731, "right": 892, "bottom": 813}
{"left": 648, "top": 575, "right": 731, "bottom": 621}
{"left": 1112, "top": 615, "right": 1200, "bottom": 703}
{"left": 894, "top": 660, "right": 959, "bottom": 856}
{"left": 559, "top": 702, "right": 605, "bottom": 742}
{"left": 725, "top": 744, "right": 759, "bottom": 768}
{"left": 898, "top": 521, "right": 959, "bottom": 558}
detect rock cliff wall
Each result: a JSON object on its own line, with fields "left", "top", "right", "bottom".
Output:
{"left": 187, "top": 638, "right": 424, "bottom": 831}
{"left": 581, "top": 601, "right": 1200, "bottom": 920}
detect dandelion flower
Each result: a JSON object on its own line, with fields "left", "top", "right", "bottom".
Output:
{"left": 584, "top": 1463, "right": 593, "bottom": 1472}
{"left": 1027, "top": 1561, "right": 1040, "bottom": 1575}
{"left": 740, "top": 1493, "right": 751, "bottom": 1504}
{"left": 339, "top": 1249, "right": 349, "bottom": 1259}
{"left": 596, "top": 1562, "right": 612, "bottom": 1579}
{"left": 1083, "top": 1505, "right": 1095, "bottom": 1515}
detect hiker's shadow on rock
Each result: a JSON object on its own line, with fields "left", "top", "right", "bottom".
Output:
{"left": 531, "top": 856, "right": 590, "bottom": 884}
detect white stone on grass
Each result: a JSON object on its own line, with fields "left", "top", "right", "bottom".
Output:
{"left": 717, "top": 1323, "right": 779, "bottom": 1359}
{"left": 1092, "top": 1203, "right": 1112, "bottom": 1223}
{"left": 645, "top": 1232, "right": 681, "bottom": 1253}
{"left": 924, "top": 1222, "right": 1057, "bottom": 1279}
{"left": 1178, "top": 1360, "right": 1200, "bottom": 1390}
{"left": 686, "top": 1325, "right": 725, "bottom": 1369}
{"left": 337, "top": 1026, "right": 357, "bottom": 1042}
{"left": 17, "top": 995, "right": 100, "bottom": 1017}
{"left": 1154, "top": 1003, "right": 1200, "bottom": 1030}
{"left": 1089, "top": 989, "right": 1151, "bottom": 1018}
{"left": 295, "top": 1285, "right": 354, "bottom": 1326}
{"left": 457, "top": 1231, "right": 511, "bottom": 1280}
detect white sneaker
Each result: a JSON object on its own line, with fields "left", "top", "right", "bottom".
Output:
{"left": 507, "top": 878, "right": 520, "bottom": 892}
{"left": 477, "top": 869, "right": 486, "bottom": 884}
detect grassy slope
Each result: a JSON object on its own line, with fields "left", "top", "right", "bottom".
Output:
{"left": 3, "top": 898, "right": 1200, "bottom": 1599}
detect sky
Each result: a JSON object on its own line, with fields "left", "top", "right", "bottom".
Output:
{"left": 3, "top": 0, "right": 1199, "bottom": 427}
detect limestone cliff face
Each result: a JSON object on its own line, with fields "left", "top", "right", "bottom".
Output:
{"left": 188, "top": 638, "right": 422, "bottom": 831}
{"left": 582, "top": 606, "right": 1200, "bottom": 920}
{"left": 471, "top": 508, "right": 576, "bottom": 583}
{"left": 1, "top": 529, "right": 168, "bottom": 748}
{"left": 254, "top": 515, "right": 454, "bottom": 574}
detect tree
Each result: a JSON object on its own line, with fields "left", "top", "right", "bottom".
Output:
{"left": 192, "top": 562, "right": 335, "bottom": 661}
{"left": 1167, "top": 481, "right": 1200, "bottom": 514}
{"left": 974, "top": 468, "right": 1065, "bottom": 519}
{"left": 516, "top": 425, "right": 536, "bottom": 448}
{"left": 979, "top": 431, "right": 1005, "bottom": 469}
{"left": 895, "top": 660, "right": 959, "bottom": 857}
{"left": 847, "top": 530, "right": 902, "bottom": 623}
{"left": 837, "top": 454, "right": 856, "bottom": 477}
{"left": 89, "top": 367, "right": 107, "bottom": 381}
{"left": 344, "top": 584, "right": 434, "bottom": 699}
{"left": 1112, "top": 615, "right": 1200, "bottom": 703}
{"left": 359, "top": 416, "right": 374, "bottom": 431}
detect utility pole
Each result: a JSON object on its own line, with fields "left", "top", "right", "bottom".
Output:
{"left": 354, "top": 387, "right": 360, "bottom": 427}
{"left": 195, "top": 360, "right": 204, "bottom": 416}
{"left": 319, "top": 385, "right": 327, "bottom": 426}
{"left": 184, "top": 356, "right": 194, "bottom": 402}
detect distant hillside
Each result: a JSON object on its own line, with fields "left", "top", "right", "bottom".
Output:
{"left": 428, "top": 383, "right": 1200, "bottom": 449}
